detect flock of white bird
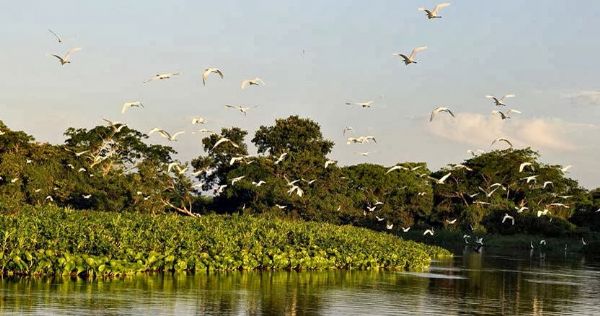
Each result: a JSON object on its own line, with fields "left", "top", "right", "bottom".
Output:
{"left": 37, "top": 4, "right": 591, "bottom": 248}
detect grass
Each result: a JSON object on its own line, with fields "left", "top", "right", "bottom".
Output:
{"left": 0, "top": 205, "right": 451, "bottom": 277}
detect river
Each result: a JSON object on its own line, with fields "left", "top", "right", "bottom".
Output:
{"left": 1, "top": 248, "right": 599, "bottom": 315}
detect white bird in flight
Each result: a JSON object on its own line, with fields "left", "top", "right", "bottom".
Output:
{"left": 402, "top": 227, "right": 411, "bottom": 232}
{"left": 191, "top": 117, "right": 206, "bottom": 125}
{"left": 446, "top": 218, "right": 457, "bottom": 224}
{"left": 215, "top": 184, "right": 227, "bottom": 194}
{"left": 149, "top": 128, "right": 184, "bottom": 141}
{"left": 502, "top": 213, "right": 515, "bottom": 225}
{"left": 423, "top": 228, "right": 435, "bottom": 236}
{"left": 51, "top": 47, "right": 82, "bottom": 65}
{"left": 122, "top": 101, "right": 143, "bottom": 114}
{"left": 345, "top": 101, "right": 374, "bottom": 108}
{"left": 430, "top": 172, "right": 452, "bottom": 184}
{"left": 560, "top": 165, "right": 573, "bottom": 173}
{"left": 274, "top": 152, "right": 288, "bottom": 165}
{"left": 486, "top": 94, "right": 515, "bottom": 106}
{"left": 543, "top": 181, "right": 554, "bottom": 189}
{"left": 231, "top": 176, "right": 245, "bottom": 185}
{"left": 287, "top": 185, "right": 304, "bottom": 197}
{"left": 48, "top": 29, "right": 62, "bottom": 43}
{"left": 519, "top": 162, "right": 534, "bottom": 173}
{"left": 393, "top": 46, "right": 428, "bottom": 65}
{"left": 386, "top": 165, "right": 408, "bottom": 174}
{"left": 515, "top": 206, "right": 529, "bottom": 213}
{"left": 229, "top": 156, "right": 247, "bottom": 166}
{"left": 386, "top": 223, "right": 394, "bottom": 230}
{"left": 521, "top": 175, "right": 538, "bottom": 184}
{"left": 202, "top": 67, "right": 223, "bottom": 86}
{"left": 430, "top": 107, "right": 455, "bottom": 121}
{"left": 491, "top": 109, "right": 521, "bottom": 120}
{"left": 212, "top": 137, "right": 240, "bottom": 150}
{"left": 241, "top": 77, "right": 265, "bottom": 89}
{"left": 252, "top": 180, "right": 266, "bottom": 187}
{"left": 324, "top": 160, "right": 337, "bottom": 169}
{"left": 144, "top": 72, "right": 180, "bottom": 83}
{"left": 225, "top": 104, "right": 253, "bottom": 116}
{"left": 491, "top": 138, "right": 513, "bottom": 149}
{"left": 478, "top": 186, "right": 500, "bottom": 197}
{"left": 418, "top": 3, "right": 450, "bottom": 19}
{"left": 537, "top": 209, "right": 550, "bottom": 217}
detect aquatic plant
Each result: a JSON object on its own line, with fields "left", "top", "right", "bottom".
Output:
{"left": 0, "top": 206, "right": 450, "bottom": 277}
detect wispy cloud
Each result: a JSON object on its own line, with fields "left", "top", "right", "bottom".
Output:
{"left": 426, "top": 113, "right": 590, "bottom": 151}
{"left": 561, "top": 90, "right": 600, "bottom": 106}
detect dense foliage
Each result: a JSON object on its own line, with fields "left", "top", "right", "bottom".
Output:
{"left": 1, "top": 116, "right": 599, "bottom": 237}
{"left": 0, "top": 206, "right": 450, "bottom": 277}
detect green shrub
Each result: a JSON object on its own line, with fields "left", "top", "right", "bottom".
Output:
{"left": 0, "top": 205, "right": 450, "bottom": 277}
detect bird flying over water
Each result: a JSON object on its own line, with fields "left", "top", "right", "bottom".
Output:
{"left": 418, "top": 3, "right": 450, "bottom": 19}
{"left": 393, "top": 46, "right": 427, "bottom": 65}
{"left": 51, "top": 47, "right": 81, "bottom": 65}
{"left": 202, "top": 67, "right": 223, "bottom": 86}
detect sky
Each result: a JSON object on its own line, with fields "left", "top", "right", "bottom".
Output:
{"left": 1, "top": 1, "right": 599, "bottom": 188}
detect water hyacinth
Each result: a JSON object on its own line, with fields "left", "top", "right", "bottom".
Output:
{"left": 0, "top": 206, "right": 450, "bottom": 277}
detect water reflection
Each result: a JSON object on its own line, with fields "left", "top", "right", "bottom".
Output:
{"left": 1, "top": 249, "right": 599, "bottom": 315}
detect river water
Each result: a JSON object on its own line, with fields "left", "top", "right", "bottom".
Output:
{"left": 1, "top": 248, "right": 599, "bottom": 315}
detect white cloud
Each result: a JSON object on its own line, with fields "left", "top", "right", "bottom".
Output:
{"left": 427, "top": 113, "right": 584, "bottom": 151}
{"left": 561, "top": 90, "right": 600, "bottom": 106}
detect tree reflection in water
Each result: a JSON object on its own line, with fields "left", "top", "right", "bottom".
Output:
{"left": 1, "top": 251, "right": 599, "bottom": 315}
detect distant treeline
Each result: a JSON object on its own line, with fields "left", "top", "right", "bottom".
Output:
{"left": 0, "top": 116, "right": 598, "bottom": 236}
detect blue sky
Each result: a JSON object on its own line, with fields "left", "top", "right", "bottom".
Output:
{"left": 1, "top": 1, "right": 599, "bottom": 187}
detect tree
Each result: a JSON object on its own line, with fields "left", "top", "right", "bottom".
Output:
{"left": 252, "top": 116, "right": 333, "bottom": 156}
{"left": 431, "top": 148, "right": 588, "bottom": 233}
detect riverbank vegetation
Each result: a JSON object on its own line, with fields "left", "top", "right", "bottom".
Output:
{"left": 0, "top": 116, "right": 599, "bottom": 252}
{"left": 0, "top": 206, "right": 450, "bottom": 277}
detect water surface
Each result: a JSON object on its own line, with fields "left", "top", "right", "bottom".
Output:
{"left": 1, "top": 248, "right": 599, "bottom": 315}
